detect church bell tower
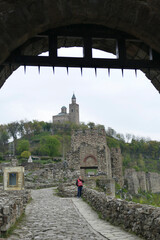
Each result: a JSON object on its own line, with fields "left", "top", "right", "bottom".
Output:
{"left": 69, "top": 94, "right": 79, "bottom": 124}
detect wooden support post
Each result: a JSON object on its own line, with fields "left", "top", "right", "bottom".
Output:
{"left": 49, "top": 33, "right": 57, "bottom": 58}
{"left": 116, "top": 38, "right": 126, "bottom": 62}
{"left": 83, "top": 36, "right": 92, "bottom": 60}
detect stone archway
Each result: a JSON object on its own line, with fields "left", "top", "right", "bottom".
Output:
{"left": 0, "top": 1, "right": 160, "bottom": 91}
{"left": 82, "top": 155, "right": 98, "bottom": 176}
{"left": 83, "top": 155, "right": 98, "bottom": 167}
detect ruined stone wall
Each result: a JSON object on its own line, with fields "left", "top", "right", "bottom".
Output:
{"left": 125, "top": 169, "right": 160, "bottom": 194}
{"left": 97, "top": 146, "right": 112, "bottom": 178}
{"left": 67, "top": 149, "right": 81, "bottom": 171}
{"left": 71, "top": 128, "right": 107, "bottom": 151}
{"left": 137, "top": 171, "right": 147, "bottom": 192}
{"left": 68, "top": 128, "right": 112, "bottom": 178}
{"left": 110, "top": 148, "right": 124, "bottom": 187}
{"left": 58, "top": 185, "right": 160, "bottom": 240}
{"left": 82, "top": 188, "right": 160, "bottom": 240}
{"left": 24, "top": 162, "right": 80, "bottom": 189}
{"left": 0, "top": 190, "right": 31, "bottom": 235}
{"left": 79, "top": 143, "right": 98, "bottom": 167}
{"left": 146, "top": 172, "right": 160, "bottom": 193}
{"left": 124, "top": 169, "right": 140, "bottom": 194}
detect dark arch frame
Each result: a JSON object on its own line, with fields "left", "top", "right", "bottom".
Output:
{"left": 0, "top": 1, "right": 160, "bottom": 92}
{"left": 3, "top": 24, "right": 159, "bottom": 71}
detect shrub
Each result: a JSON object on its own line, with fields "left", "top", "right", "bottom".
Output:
{"left": 0, "top": 152, "right": 3, "bottom": 161}
{"left": 21, "top": 151, "right": 31, "bottom": 158}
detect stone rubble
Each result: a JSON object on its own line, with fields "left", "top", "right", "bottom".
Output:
{"left": 0, "top": 189, "right": 31, "bottom": 235}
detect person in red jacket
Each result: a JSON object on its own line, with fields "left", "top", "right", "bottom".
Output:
{"left": 76, "top": 176, "right": 84, "bottom": 198}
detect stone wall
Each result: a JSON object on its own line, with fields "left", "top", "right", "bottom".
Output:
{"left": 67, "top": 128, "right": 112, "bottom": 178}
{"left": 82, "top": 188, "right": 160, "bottom": 240}
{"left": 125, "top": 169, "right": 160, "bottom": 194}
{"left": 24, "top": 162, "right": 80, "bottom": 189}
{"left": 110, "top": 148, "right": 124, "bottom": 187}
{"left": 71, "top": 128, "right": 107, "bottom": 151}
{"left": 57, "top": 185, "right": 160, "bottom": 239}
{"left": 146, "top": 172, "right": 160, "bottom": 193}
{"left": 0, "top": 189, "right": 31, "bottom": 236}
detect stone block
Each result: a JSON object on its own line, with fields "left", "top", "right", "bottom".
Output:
{"left": 3, "top": 206, "right": 10, "bottom": 215}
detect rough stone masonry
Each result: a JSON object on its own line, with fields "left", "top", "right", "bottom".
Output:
{"left": 0, "top": 189, "right": 31, "bottom": 236}
{"left": 59, "top": 184, "right": 160, "bottom": 240}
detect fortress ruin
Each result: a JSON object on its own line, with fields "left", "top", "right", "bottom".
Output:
{"left": 67, "top": 127, "right": 124, "bottom": 191}
{"left": 52, "top": 94, "right": 79, "bottom": 125}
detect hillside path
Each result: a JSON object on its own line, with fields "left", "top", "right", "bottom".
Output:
{"left": 7, "top": 188, "right": 143, "bottom": 240}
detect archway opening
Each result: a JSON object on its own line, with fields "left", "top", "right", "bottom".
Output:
{"left": 0, "top": 25, "right": 160, "bottom": 141}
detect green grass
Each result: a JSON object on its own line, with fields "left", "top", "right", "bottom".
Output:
{"left": 0, "top": 175, "right": 3, "bottom": 183}
{"left": 85, "top": 169, "right": 97, "bottom": 174}
{"left": 115, "top": 184, "right": 160, "bottom": 207}
{"left": 27, "top": 197, "right": 33, "bottom": 204}
{"left": 1, "top": 212, "right": 25, "bottom": 238}
{"left": 131, "top": 192, "right": 160, "bottom": 207}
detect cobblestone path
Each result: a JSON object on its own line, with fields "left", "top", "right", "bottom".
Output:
{"left": 7, "top": 188, "right": 143, "bottom": 240}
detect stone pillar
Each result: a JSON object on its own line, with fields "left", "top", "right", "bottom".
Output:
{"left": 137, "top": 171, "right": 147, "bottom": 192}
{"left": 124, "top": 169, "right": 139, "bottom": 194}
{"left": 146, "top": 172, "right": 160, "bottom": 193}
{"left": 110, "top": 148, "right": 124, "bottom": 187}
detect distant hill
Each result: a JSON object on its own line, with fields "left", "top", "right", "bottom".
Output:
{"left": 0, "top": 120, "right": 160, "bottom": 173}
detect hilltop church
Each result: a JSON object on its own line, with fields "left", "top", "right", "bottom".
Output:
{"left": 52, "top": 94, "right": 79, "bottom": 125}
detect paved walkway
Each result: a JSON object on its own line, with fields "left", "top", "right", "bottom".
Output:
{"left": 7, "top": 188, "right": 143, "bottom": 240}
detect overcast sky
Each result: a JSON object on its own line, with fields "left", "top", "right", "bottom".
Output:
{"left": 0, "top": 48, "right": 160, "bottom": 141}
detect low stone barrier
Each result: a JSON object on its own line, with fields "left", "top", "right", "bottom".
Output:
{"left": 58, "top": 183, "right": 77, "bottom": 197}
{"left": 58, "top": 184, "right": 160, "bottom": 239}
{"left": 82, "top": 188, "right": 160, "bottom": 240}
{"left": 0, "top": 189, "right": 31, "bottom": 236}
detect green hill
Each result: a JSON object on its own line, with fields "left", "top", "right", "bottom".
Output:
{"left": 0, "top": 120, "right": 160, "bottom": 173}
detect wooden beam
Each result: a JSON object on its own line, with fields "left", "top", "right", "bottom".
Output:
{"left": 4, "top": 55, "right": 160, "bottom": 69}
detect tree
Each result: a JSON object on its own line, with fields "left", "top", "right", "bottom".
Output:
{"left": 126, "top": 133, "right": 132, "bottom": 143}
{"left": 17, "top": 140, "right": 30, "bottom": 155}
{"left": 7, "top": 121, "right": 19, "bottom": 140}
{"left": 23, "top": 120, "right": 34, "bottom": 137}
{"left": 18, "top": 120, "right": 25, "bottom": 138}
{"left": 7, "top": 121, "right": 20, "bottom": 154}
{"left": 87, "top": 122, "right": 95, "bottom": 129}
{"left": 0, "top": 125, "right": 9, "bottom": 153}
{"left": 41, "top": 121, "right": 52, "bottom": 132}
{"left": 106, "top": 127, "right": 117, "bottom": 138}
{"left": 137, "top": 154, "right": 145, "bottom": 170}
{"left": 32, "top": 120, "right": 42, "bottom": 135}
{"left": 116, "top": 133, "right": 125, "bottom": 142}
{"left": 39, "top": 136, "right": 61, "bottom": 157}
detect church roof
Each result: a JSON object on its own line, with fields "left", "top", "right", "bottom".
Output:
{"left": 58, "top": 112, "right": 67, "bottom": 115}
{"left": 72, "top": 93, "right": 76, "bottom": 99}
